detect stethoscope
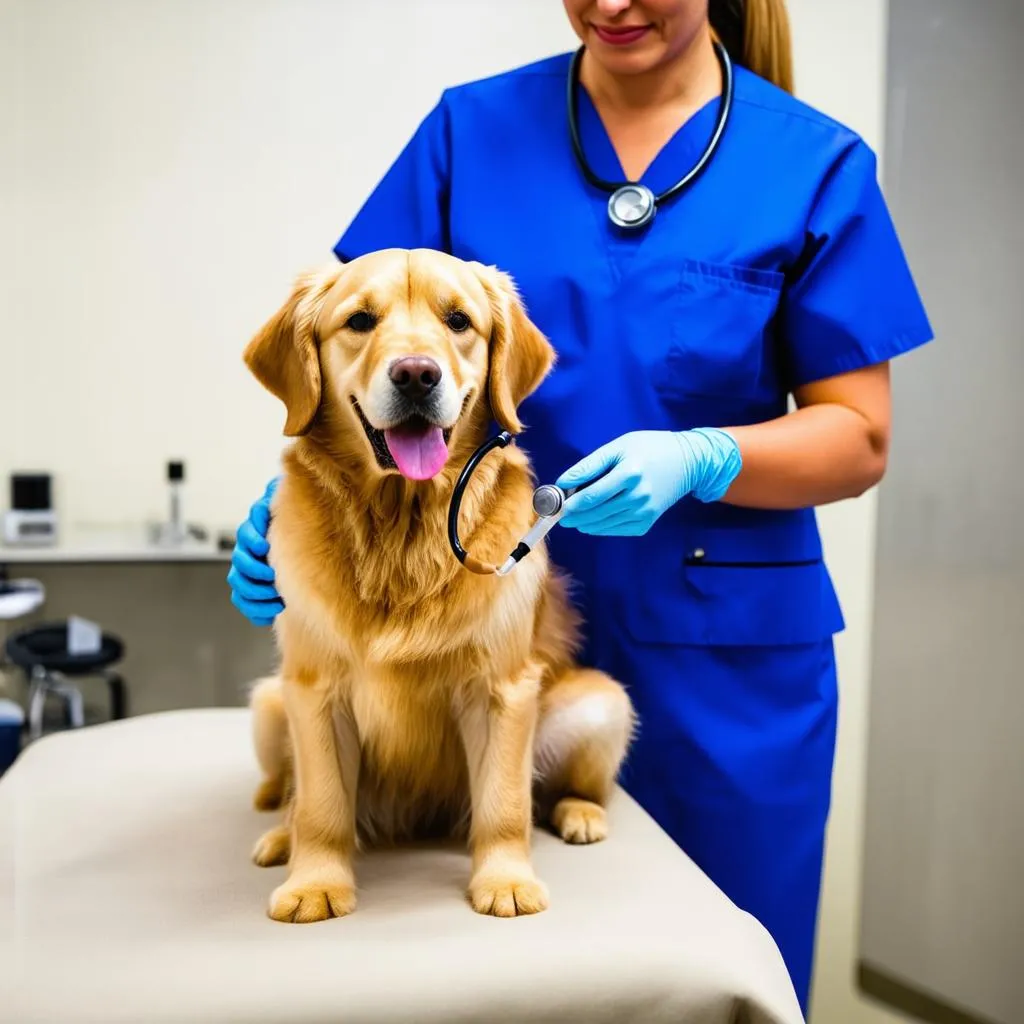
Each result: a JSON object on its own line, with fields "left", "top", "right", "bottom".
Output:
{"left": 448, "top": 41, "right": 736, "bottom": 576}
{"left": 448, "top": 432, "right": 581, "bottom": 578}
{"left": 567, "top": 39, "right": 735, "bottom": 230}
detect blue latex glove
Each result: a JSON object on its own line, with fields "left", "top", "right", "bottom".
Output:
{"left": 556, "top": 428, "right": 742, "bottom": 537}
{"left": 227, "top": 477, "right": 284, "bottom": 626}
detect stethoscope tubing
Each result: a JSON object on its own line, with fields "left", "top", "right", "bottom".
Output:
{"left": 566, "top": 39, "right": 735, "bottom": 214}
{"left": 447, "top": 433, "right": 576, "bottom": 578}
{"left": 447, "top": 430, "right": 514, "bottom": 575}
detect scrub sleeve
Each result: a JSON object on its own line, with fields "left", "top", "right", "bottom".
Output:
{"left": 780, "top": 143, "right": 932, "bottom": 383}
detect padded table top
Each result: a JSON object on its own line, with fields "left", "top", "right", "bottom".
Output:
{"left": 0, "top": 709, "right": 803, "bottom": 1023}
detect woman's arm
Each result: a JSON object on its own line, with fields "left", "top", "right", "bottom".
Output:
{"left": 555, "top": 362, "right": 894, "bottom": 536}
{"left": 722, "top": 362, "right": 891, "bottom": 509}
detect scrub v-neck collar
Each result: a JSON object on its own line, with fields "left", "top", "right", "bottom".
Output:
{"left": 573, "top": 83, "right": 722, "bottom": 198}
{"left": 571, "top": 81, "right": 723, "bottom": 277}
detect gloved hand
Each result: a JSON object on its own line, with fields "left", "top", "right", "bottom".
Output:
{"left": 556, "top": 428, "right": 742, "bottom": 537}
{"left": 227, "top": 477, "right": 284, "bottom": 626}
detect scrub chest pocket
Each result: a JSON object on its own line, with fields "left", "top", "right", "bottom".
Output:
{"left": 661, "top": 259, "right": 785, "bottom": 401}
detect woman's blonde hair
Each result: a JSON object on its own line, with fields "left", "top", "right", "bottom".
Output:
{"left": 709, "top": 0, "right": 794, "bottom": 94}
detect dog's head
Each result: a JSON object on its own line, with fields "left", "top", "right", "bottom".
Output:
{"left": 244, "top": 249, "right": 554, "bottom": 481}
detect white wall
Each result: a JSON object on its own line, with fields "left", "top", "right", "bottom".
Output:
{"left": 1, "top": 2, "right": 907, "bottom": 1020}
{"left": 0, "top": 0, "right": 579, "bottom": 532}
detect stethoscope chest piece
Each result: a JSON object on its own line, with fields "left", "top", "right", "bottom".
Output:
{"left": 531, "top": 483, "right": 567, "bottom": 518}
{"left": 608, "top": 184, "right": 656, "bottom": 230}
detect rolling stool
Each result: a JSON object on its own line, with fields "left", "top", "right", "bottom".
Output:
{"left": 4, "top": 623, "right": 127, "bottom": 740}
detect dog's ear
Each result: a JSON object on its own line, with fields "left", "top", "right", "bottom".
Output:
{"left": 474, "top": 264, "right": 555, "bottom": 434}
{"left": 243, "top": 266, "right": 340, "bottom": 437}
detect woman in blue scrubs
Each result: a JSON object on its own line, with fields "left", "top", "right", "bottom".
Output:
{"left": 228, "top": 0, "right": 932, "bottom": 1011}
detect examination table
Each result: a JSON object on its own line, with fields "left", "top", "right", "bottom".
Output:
{"left": 0, "top": 709, "right": 804, "bottom": 1023}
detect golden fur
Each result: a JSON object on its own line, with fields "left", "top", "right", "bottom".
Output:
{"left": 244, "top": 249, "right": 634, "bottom": 922}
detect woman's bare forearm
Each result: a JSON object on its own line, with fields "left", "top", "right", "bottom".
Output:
{"left": 722, "top": 404, "right": 887, "bottom": 508}
{"left": 719, "top": 363, "right": 892, "bottom": 509}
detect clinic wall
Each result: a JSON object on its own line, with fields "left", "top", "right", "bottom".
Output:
{"left": 861, "top": 1, "right": 1024, "bottom": 1020}
{"left": 0, "top": 0, "right": 579, "bottom": 532}
{"left": 2, "top": 3, "right": 906, "bottom": 1021}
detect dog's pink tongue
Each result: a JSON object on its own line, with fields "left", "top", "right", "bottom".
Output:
{"left": 384, "top": 424, "right": 448, "bottom": 481}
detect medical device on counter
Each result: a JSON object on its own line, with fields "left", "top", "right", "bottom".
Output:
{"left": 148, "top": 460, "right": 208, "bottom": 548}
{"left": 2, "top": 473, "right": 58, "bottom": 548}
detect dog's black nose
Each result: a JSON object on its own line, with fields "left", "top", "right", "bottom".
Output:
{"left": 389, "top": 356, "right": 442, "bottom": 400}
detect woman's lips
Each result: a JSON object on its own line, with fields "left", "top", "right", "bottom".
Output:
{"left": 592, "top": 24, "right": 652, "bottom": 46}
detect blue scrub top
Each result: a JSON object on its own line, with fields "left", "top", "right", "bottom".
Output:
{"left": 333, "top": 52, "right": 933, "bottom": 662}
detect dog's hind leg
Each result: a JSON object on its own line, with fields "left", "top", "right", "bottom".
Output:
{"left": 533, "top": 668, "right": 635, "bottom": 844}
{"left": 252, "top": 820, "right": 291, "bottom": 867}
{"left": 250, "top": 676, "right": 291, "bottom": 811}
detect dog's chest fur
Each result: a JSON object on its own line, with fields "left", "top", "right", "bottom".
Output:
{"left": 346, "top": 668, "right": 471, "bottom": 844}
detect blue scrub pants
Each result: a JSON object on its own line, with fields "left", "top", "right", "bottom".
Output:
{"left": 604, "top": 637, "right": 839, "bottom": 1016}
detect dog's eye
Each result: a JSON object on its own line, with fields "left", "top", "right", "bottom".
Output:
{"left": 345, "top": 311, "right": 377, "bottom": 333}
{"left": 445, "top": 310, "right": 471, "bottom": 333}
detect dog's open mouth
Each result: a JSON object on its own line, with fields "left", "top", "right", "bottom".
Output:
{"left": 352, "top": 399, "right": 453, "bottom": 481}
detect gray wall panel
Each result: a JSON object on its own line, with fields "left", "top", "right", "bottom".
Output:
{"left": 860, "top": 2, "right": 1024, "bottom": 1021}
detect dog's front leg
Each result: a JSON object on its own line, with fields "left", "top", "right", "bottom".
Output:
{"left": 458, "top": 661, "right": 549, "bottom": 917}
{"left": 267, "top": 678, "right": 359, "bottom": 923}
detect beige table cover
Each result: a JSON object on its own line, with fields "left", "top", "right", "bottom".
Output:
{"left": 0, "top": 709, "right": 804, "bottom": 1023}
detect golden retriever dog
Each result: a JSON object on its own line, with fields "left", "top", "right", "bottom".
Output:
{"left": 244, "top": 248, "right": 634, "bottom": 923}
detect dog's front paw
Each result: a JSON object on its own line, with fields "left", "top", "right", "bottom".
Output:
{"left": 551, "top": 797, "right": 608, "bottom": 844}
{"left": 252, "top": 825, "right": 290, "bottom": 867}
{"left": 469, "top": 868, "right": 549, "bottom": 917}
{"left": 268, "top": 870, "right": 356, "bottom": 923}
